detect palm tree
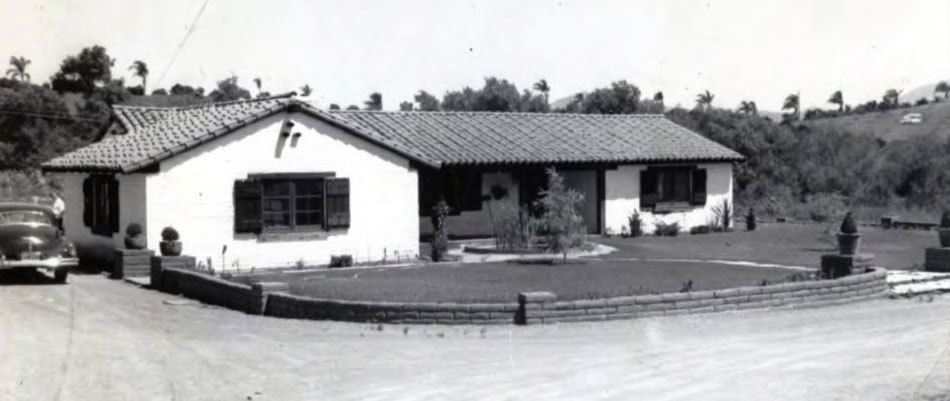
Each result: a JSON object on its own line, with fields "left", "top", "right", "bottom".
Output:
{"left": 828, "top": 90, "right": 844, "bottom": 112}
{"left": 128, "top": 60, "right": 149, "bottom": 93}
{"left": 738, "top": 100, "right": 758, "bottom": 116}
{"left": 6, "top": 56, "right": 31, "bottom": 82}
{"left": 653, "top": 91, "right": 664, "bottom": 103}
{"left": 253, "top": 77, "right": 262, "bottom": 95}
{"left": 532, "top": 79, "right": 550, "bottom": 101}
{"left": 934, "top": 81, "right": 950, "bottom": 100}
{"left": 782, "top": 92, "right": 800, "bottom": 120}
{"left": 299, "top": 84, "right": 313, "bottom": 97}
{"left": 695, "top": 90, "right": 715, "bottom": 111}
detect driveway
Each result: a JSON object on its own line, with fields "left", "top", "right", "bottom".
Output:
{"left": 1, "top": 272, "right": 948, "bottom": 401}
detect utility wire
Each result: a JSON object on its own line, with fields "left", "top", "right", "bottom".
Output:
{"left": 154, "top": 0, "right": 212, "bottom": 89}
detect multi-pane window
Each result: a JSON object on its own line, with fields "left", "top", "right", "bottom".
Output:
{"left": 234, "top": 175, "right": 348, "bottom": 234}
{"left": 640, "top": 166, "right": 706, "bottom": 209}
{"left": 82, "top": 175, "right": 119, "bottom": 236}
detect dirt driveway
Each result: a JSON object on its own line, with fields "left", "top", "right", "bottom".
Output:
{"left": 0, "top": 271, "right": 948, "bottom": 401}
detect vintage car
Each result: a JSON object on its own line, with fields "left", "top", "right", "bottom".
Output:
{"left": 0, "top": 203, "right": 77, "bottom": 282}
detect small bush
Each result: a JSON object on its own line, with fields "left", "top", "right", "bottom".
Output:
{"left": 626, "top": 211, "right": 643, "bottom": 237}
{"left": 654, "top": 221, "right": 680, "bottom": 237}
{"left": 494, "top": 201, "right": 537, "bottom": 251}
{"left": 746, "top": 207, "right": 757, "bottom": 231}
{"left": 125, "top": 222, "right": 143, "bottom": 237}
{"left": 329, "top": 254, "right": 353, "bottom": 268}
{"left": 689, "top": 225, "right": 711, "bottom": 235}
{"left": 839, "top": 211, "right": 858, "bottom": 234}
{"left": 941, "top": 210, "right": 950, "bottom": 228}
{"left": 711, "top": 198, "right": 732, "bottom": 231}
{"left": 161, "top": 226, "right": 179, "bottom": 241}
{"left": 430, "top": 200, "right": 450, "bottom": 262}
{"left": 679, "top": 279, "right": 694, "bottom": 293}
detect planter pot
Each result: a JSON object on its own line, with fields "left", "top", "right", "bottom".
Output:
{"left": 124, "top": 235, "right": 147, "bottom": 250}
{"left": 939, "top": 228, "right": 950, "bottom": 248}
{"left": 837, "top": 233, "right": 861, "bottom": 255}
{"left": 159, "top": 241, "right": 182, "bottom": 256}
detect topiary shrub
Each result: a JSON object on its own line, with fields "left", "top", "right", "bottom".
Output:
{"left": 161, "top": 226, "right": 180, "bottom": 241}
{"left": 941, "top": 211, "right": 950, "bottom": 228}
{"left": 839, "top": 212, "right": 857, "bottom": 234}
{"left": 329, "top": 254, "right": 353, "bottom": 268}
{"left": 123, "top": 222, "right": 146, "bottom": 250}
{"left": 654, "top": 221, "right": 680, "bottom": 237}
{"left": 626, "top": 211, "right": 643, "bottom": 238}
{"left": 746, "top": 207, "right": 757, "bottom": 231}
{"left": 430, "top": 200, "right": 450, "bottom": 262}
{"left": 689, "top": 225, "right": 711, "bottom": 235}
{"left": 125, "top": 222, "right": 143, "bottom": 237}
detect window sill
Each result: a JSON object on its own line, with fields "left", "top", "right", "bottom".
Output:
{"left": 650, "top": 202, "right": 696, "bottom": 214}
{"left": 250, "top": 228, "right": 349, "bottom": 243}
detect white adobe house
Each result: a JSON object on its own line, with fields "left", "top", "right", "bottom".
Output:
{"left": 42, "top": 93, "right": 744, "bottom": 269}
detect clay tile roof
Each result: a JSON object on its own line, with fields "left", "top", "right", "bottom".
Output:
{"left": 42, "top": 95, "right": 743, "bottom": 173}
{"left": 328, "top": 111, "right": 745, "bottom": 166}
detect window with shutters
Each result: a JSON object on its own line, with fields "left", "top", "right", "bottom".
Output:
{"left": 639, "top": 166, "right": 706, "bottom": 210}
{"left": 82, "top": 175, "right": 119, "bottom": 236}
{"left": 234, "top": 175, "right": 349, "bottom": 234}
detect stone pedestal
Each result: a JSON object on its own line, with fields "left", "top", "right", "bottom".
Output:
{"left": 924, "top": 248, "right": 950, "bottom": 272}
{"left": 112, "top": 249, "right": 155, "bottom": 279}
{"left": 150, "top": 255, "right": 197, "bottom": 290}
{"left": 821, "top": 253, "right": 874, "bottom": 279}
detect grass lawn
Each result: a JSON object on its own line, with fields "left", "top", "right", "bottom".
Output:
{"left": 596, "top": 222, "right": 936, "bottom": 269}
{"left": 236, "top": 259, "right": 796, "bottom": 303}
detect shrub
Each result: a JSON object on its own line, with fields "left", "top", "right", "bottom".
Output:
{"left": 329, "top": 254, "right": 353, "bottom": 268}
{"left": 941, "top": 211, "right": 950, "bottom": 228}
{"left": 535, "top": 168, "right": 586, "bottom": 261}
{"left": 711, "top": 198, "right": 732, "bottom": 231}
{"left": 689, "top": 225, "right": 711, "bottom": 235}
{"left": 679, "top": 279, "right": 694, "bottom": 293}
{"left": 494, "top": 201, "right": 537, "bottom": 250}
{"left": 746, "top": 207, "right": 757, "bottom": 231}
{"left": 125, "top": 222, "right": 143, "bottom": 237}
{"left": 654, "top": 221, "right": 680, "bottom": 236}
{"left": 161, "top": 226, "right": 179, "bottom": 241}
{"left": 626, "top": 211, "right": 643, "bottom": 237}
{"left": 430, "top": 200, "right": 450, "bottom": 262}
{"left": 839, "top": 211, "right": 858, "bottom": 234}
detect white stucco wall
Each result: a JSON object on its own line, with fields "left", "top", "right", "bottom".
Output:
{"left": 604, "top": 163, "right": 733, "bottom": 235}
{"left": 145, "top": 112, "right": 419, "bottom": 270}
{"left": 52, "top": 172, "right": 147, "bottom": 263}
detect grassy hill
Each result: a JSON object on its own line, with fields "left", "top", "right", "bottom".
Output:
{"left": 806, "top": 100, "right": 950, "bottom": 141}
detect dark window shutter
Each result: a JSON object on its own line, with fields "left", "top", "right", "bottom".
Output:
{"left": 108, "top": 178, "right": 119, "bottom": 233}
{"left": 691, "top": 169, "right": 707, "bottom": 205}
{"left": 233, "top": 179, "right": 262, "bottom": 233}
{"left": 325, "top": 178, "right": 350, "bottom": 228}
{"left": 640, "top": 169, "right": 658, "bottom": 209}
{"left": 82, "top": 177, "right": 93, "bottom": 227}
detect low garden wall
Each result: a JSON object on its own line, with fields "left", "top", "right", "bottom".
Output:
{"left": 153, "top": 265, "right": 888, "bottom": 325}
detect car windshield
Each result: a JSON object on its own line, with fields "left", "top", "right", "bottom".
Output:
{"left": 0, "top": 210, "right": 54, "bottom": 225}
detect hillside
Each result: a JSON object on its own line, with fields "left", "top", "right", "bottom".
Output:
{"left": 806, "top": 100, "right": 950, "bottom": 141}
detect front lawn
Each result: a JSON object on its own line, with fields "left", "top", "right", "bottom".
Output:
{"left": 597, "top": 222, "right": 935, "bottom": 269}
{"left": 234, "top": 259, "right": 796, "bottom": 303}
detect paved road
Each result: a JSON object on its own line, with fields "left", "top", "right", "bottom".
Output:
{"left": 1, "top": 272, "right": 948, "bottom": 401}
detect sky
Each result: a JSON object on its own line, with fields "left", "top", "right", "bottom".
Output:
{"left": 1, "top": 0, "right": 948, "bottom": 111}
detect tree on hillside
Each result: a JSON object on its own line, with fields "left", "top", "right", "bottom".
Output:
{"left": 441, "top": 87, "right": 477, "bottom": 111}
{"left": 533, "top": 79, "right": 550, "bottom": 102}
{"left": 128, "top": 60, "right": 148, "bottom": 93}
{"left": 695, "top": 90, "right": 715, "bottom": 111}
{"left": 170, "top": 83, "right": 202, "bottom": 96}
{"left": 883, "top": 88, "right": 902, "bottom": 107}
{"left": 252, "top": 77, "right": 270, "bottom": 98}
{"left": 329, "top": 103, "right": 340, "bottom": 110}
{"left": 364, "top": 92, "right": 383, "bottom": 110}
{"left": 782, "top": 93, "right": 800, "bottom": 120}
{"left": 519, "top": 89, "right": 549, "bottom": 113}
{"left": 413, "top": 90, "right": 440, "bottom": 111}
{"left": 828, "top": 90, "right": 844, "bottom": 112}
{"left": 6, "top": 56, "right": 31, "bottom": 82}
{"left": 653, "top": 91, "right": 664, "bottom": 104}
{"left": 935, "top": 81, "right": 950, "bottom": 100}
{"left": 50, "top": 45, "right": 115, "bottom": 95}
{"left": 475, "top": 77, "right": 521, "bottom": 112}
{"left": 399, "top": 101, "right": 413, "bottom": 111}
{"left": 345, "top": 104, "right": 359, "bottom": 111}
{"left": 299, "top": 84, "right": 313, "bottom": 97}
{"left": 208, "top": 76, "right": 251, "bottom": 102}
{"left": 569, "top": 80, "right": 640, "bottom": 114}
{"left": 738, "top": 100, "right": 758, "bottom": 116}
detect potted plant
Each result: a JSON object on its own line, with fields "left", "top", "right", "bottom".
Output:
{"left": 124, "top": 223, "right": 146, "bottom": 250}
{"left": 159, "top": 226, "right": 182, "bottom": 256}
{"left": 939, "top": 211, "right": 950, "bottom": 247}
{"left": 837, "top": 212, "right": 860, "bottom": 255}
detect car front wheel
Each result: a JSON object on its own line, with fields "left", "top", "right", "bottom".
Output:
{"left": 53, "top": 268, "right": 68, "bottom": 284}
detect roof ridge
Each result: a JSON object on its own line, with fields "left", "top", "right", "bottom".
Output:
{"left": 331, "top": 110, "right": 667, "bottom": 118}
{"left": 115, "top": 91, "right": 298, "bottom": 111}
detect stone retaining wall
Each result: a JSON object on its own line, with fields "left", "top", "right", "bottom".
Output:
{"left": 518, "top": 268, "right": 889, "bottom": 325}
{"left": 152, "top": 265, "right": 887, "bottom": 325}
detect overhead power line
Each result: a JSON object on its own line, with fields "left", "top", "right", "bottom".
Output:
{"left": 155, "top": 0, "right": 212, "bottom": 89}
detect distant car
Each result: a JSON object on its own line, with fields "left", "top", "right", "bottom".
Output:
{"left": 0, "top": 203, "right": 77, "bottom": 283}
{"left": 900, "top": 113, "right": 923, "bottom": 124}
